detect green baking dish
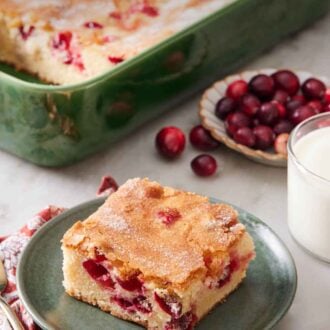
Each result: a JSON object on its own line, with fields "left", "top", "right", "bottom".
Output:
{"left": 0, "top": 0, "right": 329, "bottom": 167}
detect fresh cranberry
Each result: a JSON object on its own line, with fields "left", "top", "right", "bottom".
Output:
{"left": 225, "top": 112, "right": 251, "bottom": 137}
{"left": 307, "top": 100, "right": 323, "bottom": 114}
{"left": 226, "top": 80, "right": 248, "bottom": 100}
{"left": 215, "top": 97, "right": 236, "bottom": 120}
{"left": 302, "top": 78, "right": 326, "bottom": 99}
{"left": 291, "top": 94, "right": 306, "bottom": 104}
{"left": 324, "top": 89, "right": 330, "bottom": 104}
{"left": 116, "top": 276, "right": 142, "bottom": 291}
{"left": 154, "top": 293, "right": 182, "bottom": 318}
{"left": 271, "top": 70, "right": 300, "bottom": 95}
{"left": 252, "top": 125, "right": 275, "bottom": 150}
{"left": 257, "top": 102, "right": 279, "bottom": 126}
{"left": 274, "top": 133, "right": 289, "bottom": 155}
{"left": 249, "top": 74, "right": 275, "bottom": 100}
{"left": 157, "top": 209, "right": 181, "bottom": 225}
{"left": 191, "top": 154, "right": 217, "bottom": 177}
{"left": 133, "top": 296, "right": 152, "bottom": 314}
{"left": 108, "top": 56, "right": 124, "bottom": 64}
{"left": 252, "top": 118, "right": 260, "bottom": 127}
{"left": 286, "top": 98, "right": 305, "bottom": 116}
{"left": 271, "top": 100, "right": 286, "bottom": 118}
{"left": 233, "top": 127, "right": 256, "bottom": 148}
{"left": 323, "top": 104, "right": 330, "bottom": 113}
{"left": 18, "top": 25, "right": 35, "bottom": 40}
{"left": 83, "top": 21, "right": 103, "bottom": 29}
{"left": 155, "top": 127, "right": 185, "bottom": 158}
{"left": 82, "top": 259, "right": 115, "bottom": 289}
{"left": 290, "top": 105, "right": 316, "bottom": 125}
{"left": 239, "top": 93, "right": 261, "bottom": 117}
{"left": 273, "top": 120, "right": 294, "bottom": 135}
{"left": 272, "top": 90, "right": 290, "bottom": 104}
{"left": 189, "top": 125, "right": 219, "bottom": 150}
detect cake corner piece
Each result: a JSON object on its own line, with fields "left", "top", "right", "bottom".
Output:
{"left": 62, "top": 177, "right": 255, "bottom": 329}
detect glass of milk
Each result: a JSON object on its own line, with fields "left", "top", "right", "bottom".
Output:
{"left": 288, "top": 112, "right": 330, "bottom": 262}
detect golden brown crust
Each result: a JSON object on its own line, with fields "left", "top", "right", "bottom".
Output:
{"left": 63, "top": 178, "right": 246, "bottom": 288}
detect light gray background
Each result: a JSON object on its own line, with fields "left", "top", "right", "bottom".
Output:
{"left": 0, "top": 15, "right": 329, "bottom": 330}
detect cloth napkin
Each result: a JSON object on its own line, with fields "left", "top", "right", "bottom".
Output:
{"left": 0, "top": 176, "right": 118, "bottom": 330}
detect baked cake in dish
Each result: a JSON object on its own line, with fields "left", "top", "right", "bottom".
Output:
{"left": 62, "top": 178, "right": 255, "bottom": 329}
{"left": 0, "top": 0, "right": 234, "bottom": 85}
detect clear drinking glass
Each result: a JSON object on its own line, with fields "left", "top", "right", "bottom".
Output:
{"left": 288, "top": 112, "right": 330, "bottom": 262}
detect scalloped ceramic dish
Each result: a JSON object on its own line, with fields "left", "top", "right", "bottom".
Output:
{"left": 17, "top": 197, "right": 297, "bottom": 330}
{"left": 199, "top": 69, "right": 330, "bottom": 167}
{"left": 0, "top": 1, "right": 329, "bottom": 166}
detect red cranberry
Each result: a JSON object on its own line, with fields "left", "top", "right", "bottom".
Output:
{"left": 226, "top": 80, "right": 248, "bottom": 100}
{"left": 291, "top": 94, "right": 306, "bottom": 104}
{"left": 233, "top": 127, "right": 256, "bottom": 147}
{"left": 157, "top": 209, "right": 181, "bottom": 225}
{"left": 272, "top": 100, "right": 286, "bottom": 118}
{"left": 324, "top": 89, "right": 330, "bottom": 104}
{"left": 113, "top": 296, "right": 133, "bottom": 310}
{"left": 82, "top": 259, "right": 115, "bottom": 289}
{"left": 165, "top": 312, "right": 197, "bottom": 330}
{"left": 52, "top": 31, "right": 72, "bottom": 50}
{"left": 252, "top": 118, "right": 260, "bottom": 127}
{"left": 271, "top": 70, "right": 300, "bottom": 95}
{"left": 249, "top": 74, "right": 275, "bottom": 100}
{"left": 189, "top": 125, "right": 219, "bottom": 150}
{"left": 323, "top": 104, "right": 330, "bottom": 113}
{"left": 252, "top": 125, "right": 275, "bottom": 150}
{"left": 257, "top": 102, "right": 279, "bottom": 126}
{"left": 140, "top": 5, "right": 159, "bottom": 17}
{"left": 108, "top": 56, "right": 124, "bottom": 64}
{"left": 191, "top": 154, "right": 217, "bottom": 177}
{"left": 286, "top": 98, "right": 305, "bottom": 116}
{"left": 290, "top": 105, "right": 316, "bottom": 125}
{"left": 18, "top": 25, "right": 35, "bottom": 40}
{"left": 274, "top": 133, "right": 289, "bottom": 155}
{"left": 273, "top": 120, "right": 294, "bottom": 135}
{"left": 155, "top": 127, "right": 185, "bottom": 158}
{"left": 273, "top": 90, "right": 290, "bottom": 104}
{"left": 97, "top": 176, "right": 118, "bottom": 195}
{"left": 84, "top": 21, "right": 103, "bottom": 29}
{"left": 215, "top": 97, "right": 236, "bottom": 120}
{"left": 116, "top": 276, "right": 142, "bottom": 291}
{"left": 154, "top": 293, "right": 182, "bottom": 318}
{"left": 133, "top": 296, "right": 152, "bottom": 314}
{"left": 302, "top": 78, "right": 326, "bottom": 99}
{"left": 307, "top": 100, "right": 323, "bottom": 114}
{"left": 239, "top": 94, "right": 261, "bottom": 117}
{"left": 225, "top": 112, "right": 251, "bottom": 137}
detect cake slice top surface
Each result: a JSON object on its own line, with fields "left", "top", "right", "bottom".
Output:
{"left": 63, "top": 178, "right": 246, "bottom": 284}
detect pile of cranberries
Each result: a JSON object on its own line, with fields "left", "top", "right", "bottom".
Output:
{"left": 215, "top": 70, "right": 330, "bottom": 154}
{"left": 155, "top": 125, "right": 219, "bottom": 177}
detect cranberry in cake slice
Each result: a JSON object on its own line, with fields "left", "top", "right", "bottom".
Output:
{"left": 62, "top": 178, "right": 255, "bottom": 329}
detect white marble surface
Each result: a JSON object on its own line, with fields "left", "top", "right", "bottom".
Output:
{"left": 1, "top": 14, "right": 330, "bottom": 330}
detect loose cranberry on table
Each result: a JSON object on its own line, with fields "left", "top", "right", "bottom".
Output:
{"left": 189, "top": 125, "right": 219, "bottom": 151}
{"left": 249, "top": 74, "right": 275, "bottom": 100}
{"left": 290, "top": 105, "right": 316, "bottom": 125}
{"left": 257, "top": 102, "right": 279, "bottom": 126}
{"left": 225, "top": 112, "right": 251, "bottom": 137}
{"left": 271, "top": 70, "right": 300, "bottom": 95}
{"left": 253, "top": 125, "right": 275, "bottom": 150}
{"left": 302, "top": 78, "right": 326, "bottom": 99}
{"left": 239, "top": 94, "right": 260, "bottom": 117}
{"left": 233, "top": 127, "right": 256, "bottom": 147}
{"left": 274, "top": 133, "right": 290, "bottom": 155}
{"left": 155, "top": 126, "right": 185, "bottom": 158}
{"left": 215, "top": 97, "right": 236, "bottom": 120}
{"left": 191, "top": 154, "right": 217, "bottom": 177}
{"left": 226, "top": 80, "right": 248, "bottom": 100}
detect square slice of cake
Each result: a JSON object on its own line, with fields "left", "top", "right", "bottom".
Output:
{"left": 62, "top": 178, "right": 255, "bottom": 329}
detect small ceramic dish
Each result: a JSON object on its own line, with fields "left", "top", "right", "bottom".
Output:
{"left": 199, "top": 68, "right": 330, "bottom": 167}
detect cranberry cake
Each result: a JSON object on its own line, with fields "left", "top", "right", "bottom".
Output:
{"left": 0, "top": 0, "right": 234, "bottom": 85}
{"left": 62, "top": 178, "right": 255, "bottom": 329}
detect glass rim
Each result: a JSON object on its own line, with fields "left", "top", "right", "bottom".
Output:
{"left": 288, "top": 112, "right": 330, "bottom": 185}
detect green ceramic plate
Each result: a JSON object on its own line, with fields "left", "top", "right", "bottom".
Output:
{"left": 17, "top": 198, "right": 297, "bottom": 330}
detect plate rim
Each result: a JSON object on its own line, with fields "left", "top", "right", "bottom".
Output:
{"left": 17, "top": 197, "right": 297, "bottom": 330}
